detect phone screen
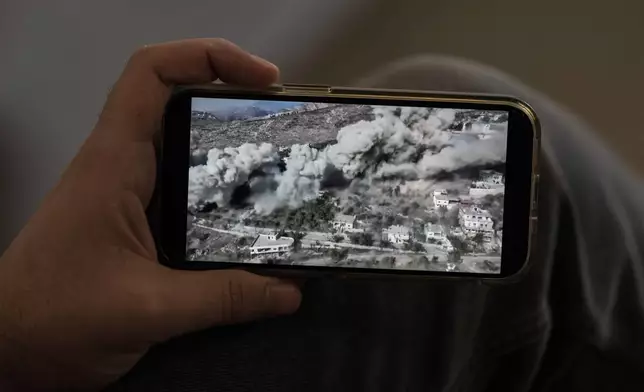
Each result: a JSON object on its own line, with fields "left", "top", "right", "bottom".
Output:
{"left": 187, "top": 97, "right": 508, "bottom": 274}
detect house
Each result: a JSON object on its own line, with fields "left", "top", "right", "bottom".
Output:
{"left": 249, "top": 234, "right": 294, "bottom": 256}
{"left": 461, "top": 121, "right": 508, "bottom": 133}
{"left": 384, "top": 225, "right": 411, "bottom": 244}
{"left": 459, "top": 207, "right": 495, "bottom": 233}
{"left": 434, "top": 194, "right": 460, "bottom": 209}
{"left": 425, "top": 224, "right": 447, "bottom": 242}
{"left": 333, "top": 214, "right": 356, "bottom": 231}
{"left": 479, "top": 170, "right": 504, "bottom": 185}
{"left": 432, "top": 189, "right": 447, "bottom": 205}
{"left": 469, "top": 170, "right": 505, "bottom": 196}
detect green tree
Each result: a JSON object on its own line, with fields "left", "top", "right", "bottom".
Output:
{"left": 332, "top": 234, "right": 345, "bottom": 243}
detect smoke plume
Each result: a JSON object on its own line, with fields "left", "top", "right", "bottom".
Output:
{"left": 188, "top": 143, "right": 280, "bottom": 209}
{"left": 189, "top": 106, "right": 507, "bottom": 214}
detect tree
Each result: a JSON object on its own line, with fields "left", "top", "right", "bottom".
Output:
{"left": 289, "top": 231, "right": 306, "bottom": 251}
{"left": 411, "top": 242, "right": 425, "bottom": 253}
{"left": 437, "top": 206, "right": 448, "bottom": 217}
{"left": 448, "top": 249, "right": 463, "bottom": 264}
{"left": 431, "top": 255, "right": 439, "bottom": 264}
{"left": 472, "top": 233, "right": 486, "bottom": 251}
{"left": 235, "top": 236, "right": 252, "bottom": 246}
{"left": 332, "top": 234, "right": 345, "bottom": 243}
{"left": 444, "top": 208, "right": 460, "bottom": 228}
{"left": 330, "top": 248, "right": 349, "bottom": 262}
{"left": 403, "top": 240, "right": 424, "bottom": 253}
{"left": 380, "top": 238, "right": 392, "bottom": 248}
{"left": 447, "top": 235, "right": 470, "bottom": 254}
{"left": 385, "top": 215, "right": 395, "bottom": 227}
{"left": 350, "top": 232, "right": 374, "bottom": 247}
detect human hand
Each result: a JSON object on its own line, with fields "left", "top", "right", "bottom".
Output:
{"left": 0, "top": 39, "right": 302, "bottom": 391}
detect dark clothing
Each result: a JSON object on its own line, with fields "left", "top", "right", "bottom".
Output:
{"left": 108, "top": 57, "right": 644, "bottom": 392}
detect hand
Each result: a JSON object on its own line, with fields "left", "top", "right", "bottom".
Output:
{"left": 0, "top": 39, "right": 302, "bottom": 391}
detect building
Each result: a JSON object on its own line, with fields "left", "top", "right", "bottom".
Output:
{"left": 461, "top": 121, "right": 508, "bottom": 134}
{"left": 469, "top": 183, "right": 504, "bottom": 197}
{"left": 425, "top": 224, "right": 447, "bottom": 242}
{"left": 384, "top": 225, "right": 411, "bottom": 244}
{"left": 469, "top": 170, "right": 505, "bottom": 197}
{"left": 333, "top": 214, "right": 356, "bottom": 231}
{"left": 459, "top": 207, "right": 494, "bottom": 233}
{"left": 249, "top": 234, "right": 294, "bottom": 256}
{"left": 479, "top": 170, "right": 504, "bottom": 185}
{"left": 434, "top": 194, "right": 460, "bottom": 209}
{"left": 432, "top": 189, "right": 447, "bottom": 204}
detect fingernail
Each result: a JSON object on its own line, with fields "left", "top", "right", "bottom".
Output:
{"left": 267, "top": 282, "right": 302, "bottom": 315}
{"left": 252, "top": 54, "right": 278, "bottom": 69}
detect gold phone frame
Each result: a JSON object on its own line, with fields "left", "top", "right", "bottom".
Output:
{"left": 163, "top": 83, "right": 541, "bottom": 282}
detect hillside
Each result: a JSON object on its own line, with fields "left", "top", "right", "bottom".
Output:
{"left": 191, "top": 103, "right": 374, "bottom": 151}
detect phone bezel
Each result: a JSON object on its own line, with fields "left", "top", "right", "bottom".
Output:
{"left": 156, "top": 84, "right": 540, "bottom": 280}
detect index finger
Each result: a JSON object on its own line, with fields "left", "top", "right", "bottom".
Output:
{"left": 96, "top": 38, "right": 280, "bottom": 142}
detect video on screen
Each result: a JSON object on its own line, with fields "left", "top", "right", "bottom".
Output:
{"left": 187, "top": 98, "right": 507, "bottom": 273}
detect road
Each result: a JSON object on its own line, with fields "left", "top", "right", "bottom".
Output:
{"left": 194, "top": 223, "right": 500, "bottom": 274}
{"left": 195, "top": 224, "right": 428, "bottom": 254}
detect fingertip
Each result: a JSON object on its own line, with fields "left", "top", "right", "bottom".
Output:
{"left": 250, "top": 54, "right": 280, "bottom": 85}
{"left": 266, "top": 281, "right": 302, "bottom": 315}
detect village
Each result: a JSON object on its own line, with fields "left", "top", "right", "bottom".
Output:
{"left": 188, "top": 102, "right": 508, "bottom": 274}
{"left": 189, "top": 169, "right": 505, "bottom": 273}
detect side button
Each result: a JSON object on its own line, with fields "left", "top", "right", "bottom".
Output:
{"left": 532, "top": 174, "right": 540, "bottom": 214}
{"left": 282, "top": 83, "right": 332, "bottom": 93}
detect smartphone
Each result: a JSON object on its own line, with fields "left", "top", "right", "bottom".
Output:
{"left": 155, "top": 84, "right": 540, "bottom": 280}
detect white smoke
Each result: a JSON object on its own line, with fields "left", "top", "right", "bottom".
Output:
{"left": 188, "top": 106, "right": 507, "bottom": 214}
{"left": 252, "top": 144, "right": 329, "bottom": 214}
{"left": 188, "top": 143, "right": 280, "bottom": 209}
{"left": 417, "top": 133, "right": 507, "bottom": 176}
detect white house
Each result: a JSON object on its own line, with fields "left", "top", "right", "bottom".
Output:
{"left": 459, "top": 207, "right": 495, "bottom": 233}
{"left": 384, "top": 225, "right": 411, "bottom": 244}
{"left": 333, "top": 214, "right": 356, "bottom": 231}
{"left": 434, "top": 194, "right": 460, "bottom": 209}
{"left": 432, "top": 189, "right": 447, "bottom": 205}
{"left": 250, "top": 234, "right": 294, "bottom": 256}
{"left": 425, "top": 223, "right": 447, "bottom": 243}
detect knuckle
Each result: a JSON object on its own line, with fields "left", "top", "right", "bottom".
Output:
{"left": 206, "top": 38, "right": 232, "bottom": 50}
{"left": 128, "top": 44, "right": 156, "bottom": 67}
{"left": 219, "top": 277, "right": 248, "bottom": 324}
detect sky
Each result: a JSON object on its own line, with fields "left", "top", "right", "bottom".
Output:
{"left": 191, "top": 98, "right": 303, "bottom": 113}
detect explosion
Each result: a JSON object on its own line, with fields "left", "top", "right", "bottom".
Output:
{"left": 189, "top": 106, "right": 507, "bottom": 214}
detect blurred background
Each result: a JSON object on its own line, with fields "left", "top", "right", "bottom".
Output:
{"left": 1, "top": 0, "right": 642, "bottom": 251}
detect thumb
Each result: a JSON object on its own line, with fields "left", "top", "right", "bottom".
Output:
{"left": 149, "top": 269, "right": 302, "bottom": 340}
